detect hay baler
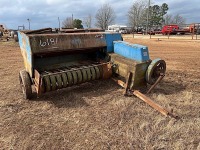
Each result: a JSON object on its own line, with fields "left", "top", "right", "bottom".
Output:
{"left": 18, "top": 28, "right": 167, "bottom": 112}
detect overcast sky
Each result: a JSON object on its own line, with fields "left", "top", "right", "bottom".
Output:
{"left": 0, "top": 0, "right": 199, "bottom": 29}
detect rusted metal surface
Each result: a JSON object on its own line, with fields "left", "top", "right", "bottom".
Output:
{"left": 111, "top": 78, "right": 126, "bottom": 88}
{"left": 133, "top": 90, "right": 169, "bottom": 116}
{"left": 112, "top": 77, "right": 177, "bottom": 118}
{"left": 34, "top": 69, "right": 44, "bottom": 95}
{"left": 124, "top": 72, "right": 133, "bottom": 96}
{"left": 60, "top": 29, "right": 85, "bottom": 33}
{"left": 102, "top": 63, "right": 112, "bottom": 79}
{"left": 133, "top": 90, "right": 178, "bottom": 118}
{"left": 60, "top": 28, "right": 104, "bottom": 33}
{"left": 28, "top": 33, "right": 107, "bottom": 54}
{"left": 110, "top": 53, "right": 137, "bottom": 77}
{"left": 25, "top": 28, "right": 52, "bottom": 34}
{"left": 146, "top": 74, "right": 165, "bottom": 94}
{"left": 110, "top": 53, "right": 150, "bottom": 90}
{"left": 18, "top": 29, "right": 122, "bottom": 77}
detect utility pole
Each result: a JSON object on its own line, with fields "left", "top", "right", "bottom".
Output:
{"left": 146, "top": 0, "right": 150, "bottom": 35}
{"left": 72, "top": 14, "right": 74, "bottom": 28}
{"left": 58, "top": 17, "right": 60, "bottom": 29}
{"left": 27, "top": 18, "right": 30, "bottom": 30}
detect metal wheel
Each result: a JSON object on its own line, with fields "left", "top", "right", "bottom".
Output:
{"left": 19, "top": 70, "right": 32, "bottom": 99}
{"left": 146, "top": 58, "right": 166, "bottom": 85}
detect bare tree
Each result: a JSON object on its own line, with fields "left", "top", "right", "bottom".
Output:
{"left": 164, "top": 14, "right": 186, "bottom": 25}
{"left": 62, "top": 17, "right": 73, "bottom": 28}
{"left": 164, "top": 14, "right": 173, "bottom": 25}
{"left": 83, "top": 14, "right": 92, "bottom": 28}
{"left": 172, "top": 14, "right": 186, "bottom": 25}
{"left": 95, "top": 3, "right": 115, "bottom": 29}
{"left": 127, "top": 0, "right": 148, "bottom": 30}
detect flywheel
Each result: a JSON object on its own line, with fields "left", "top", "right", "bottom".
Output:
{"left": 146, "top": 58, "right": 166, "bottom": 85}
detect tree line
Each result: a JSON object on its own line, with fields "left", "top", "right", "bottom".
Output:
{"left": 62, "top": 0, "right": 186, "bottom": 30}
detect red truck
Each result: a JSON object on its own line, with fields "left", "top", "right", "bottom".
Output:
{"left": 147, "top": 24, "right": 199, "bottom": 35}
{"left": 160, "top": 24, "right": 200, "bottom": 35}
{"left": 161, "top": 24, "right": 180, "bottom": 35}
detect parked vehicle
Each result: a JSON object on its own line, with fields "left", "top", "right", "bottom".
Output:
{"left": 161, "top": 24, "right": 200, "bottom": 35}
{"left": 161, "top": 25, "right": 179, "bottom": 35}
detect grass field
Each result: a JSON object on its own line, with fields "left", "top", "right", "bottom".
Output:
{"left": 0, "top": 36, "right": 200, "bottom": 149}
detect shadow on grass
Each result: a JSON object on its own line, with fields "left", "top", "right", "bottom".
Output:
{"left": 31, "top": 79, "right": 119, "bottom": 108}
{"left": 149, "top": 80, "right": 186, "bottom": 95}
{"left": 30, "top": 77, "right": 186, "bottom": 108}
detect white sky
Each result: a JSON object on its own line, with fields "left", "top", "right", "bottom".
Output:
{"left": 0, "top": 0, "right": 199, "bottom": 29}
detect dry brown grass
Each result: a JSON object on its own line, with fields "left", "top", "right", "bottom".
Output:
{"left": 0, "top": 38, "right": 200, "bottom": 149}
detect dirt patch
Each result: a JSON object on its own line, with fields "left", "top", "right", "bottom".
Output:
{"left": 0, "top": 38, "right": 200, "bottom": 149}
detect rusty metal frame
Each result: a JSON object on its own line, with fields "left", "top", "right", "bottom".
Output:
{"left": 146, "top": 73, "right": 165, "bottom": 94}
{"left": 123, "top": 72, "right": 133, "bottom": 96}
{"left": 112, "top": 72, "right": 178, "bottom": 119}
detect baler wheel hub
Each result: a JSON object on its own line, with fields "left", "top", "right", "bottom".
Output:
{"left": 146, "top": 58, "right": 166, "bottom": 85}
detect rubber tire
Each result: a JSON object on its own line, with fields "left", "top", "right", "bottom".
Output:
{"left": 146, "top": 58, "right": 166, "bottom": 85}
{"left": 19, "top": 70, "right": 32, "bottom": 100}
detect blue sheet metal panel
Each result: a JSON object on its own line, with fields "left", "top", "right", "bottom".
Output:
{"left": 113, "top": 41, "right": 150, "bottom": 62}
{"left": 18, "top": 31, "right": 33, "bottom": 77}
{"left": 105, "top": 33, "right": 122, "bottom": 52}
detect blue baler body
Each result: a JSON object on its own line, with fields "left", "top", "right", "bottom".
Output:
{"left": 18, "top": 29, "right": 151, "bottom": 90}
{"left": 113, "top": 41, "right": 150, "bottom": 62}
{"left": 17, "top": 31, "right": 122, "bottom": 77}
{"left": 105, "top": 33, "right": 122, "bottom": 52}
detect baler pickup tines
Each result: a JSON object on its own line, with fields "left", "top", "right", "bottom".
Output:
{"left": 33, "top": 62, "right": 112, "bottom": 94}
